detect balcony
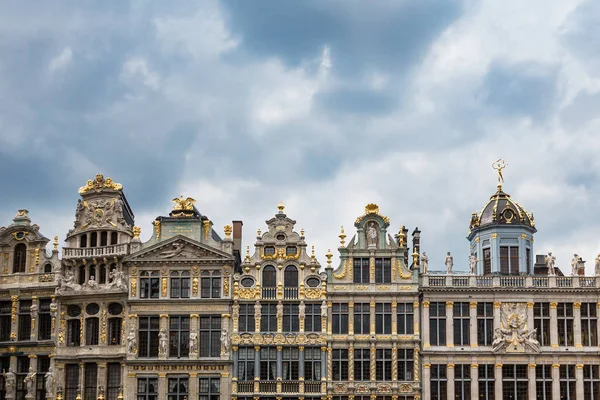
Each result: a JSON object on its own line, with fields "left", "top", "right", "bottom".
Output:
{"left": 63, "top": 243, "right": 129, "bottom": 259}
{"left": 262, "top": 287, "right": 277, "bottom": 299}
{"left": 236, "top": 380, "right": 324, "bottom": 395}
{"left": 423, "top": 274, "right": 600, "bottom": 289}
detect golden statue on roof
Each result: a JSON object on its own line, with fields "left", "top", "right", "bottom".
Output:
{"left": 172, "top": 195, "right": 196, "bottom": 211}
{"left": 78, "top": 174, "right": 123, "bottom": 194}
{"left": 492, "top": 159, "right": 508, "bottom": 186}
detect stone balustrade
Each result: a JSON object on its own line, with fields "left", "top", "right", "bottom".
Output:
{"left": 423, "top": 273, "right": 600, "bottom": 289}
{"left": 62, "top": 243, "right": 129, "bottom": 259}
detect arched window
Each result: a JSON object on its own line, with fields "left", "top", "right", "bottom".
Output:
{"left": 88, "top": 265, "right": 96, "bottom": 283}
{"left": 78, "top": 265, "right": 86, "bottom": 285}
{"left": 44, "top": 263, "right": 53, "bottom": 273}
{"left": 284, "top": 266, "right": 298, "bottom": 287}
{"left": 100, "top": 231, "right": 108, "bottom": 246}
{"left": 85, "top": 317, "right": 99, "bottom": 345}
{"left": 111, "top": 232, "right": 118, "bottom": 245}
{"left": 13, "top": 243, "right": 27, "bottom": 273}
{"left": 262, "top": 266, "right": 276, "bottom": 287}
{"left": 80, "top": 234, "right": 87, "bottom": 248}
{"left": 98, "top": 264, "right": 107, "bottom": 284}
{"left": 90, "top": 232, "right": 98, "bottom": 247}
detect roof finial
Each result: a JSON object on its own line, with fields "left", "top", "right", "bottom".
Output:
{"left": 492, "top": 159, "right": 508, "bottom": 190}
{"left": 339, "top": 226, "right": 346, "bottom": 246}
{"left": 277, "top": 200, "right": 285, "bottom": 213}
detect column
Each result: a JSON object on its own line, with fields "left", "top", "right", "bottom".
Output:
{"left": 527, "top": 302, "right": 534, "bottom": 338}
{"left": 276, "top": 346, "right": 283, "bottom": 384}
{"left": 446, "top": 302, "right": 454, "bottom": 347}
{"left": 255, "top": 301, "right": 261, "bottom": 333}
{"left": 97, "top": 362, "right": 107, "bottom": 399}
{"left": 550, "top": 302, "right": 558, "bottom": 348}
{"left": 158, "top": 373, "right": 167, "bottom": 399}
{"left": 323, "top": 346, "right": 329, "bottom": 383}
{"left": 28, "top": 354, "right": 38, "bottom": 397}
{"left": 528, "top": 363, "right": 536, "bottom": 400}
{"left": 30, "top": 296, "right": 39, "bottom": 341}
{"left": 190, "top": 314, "right": 199, "bottom": 358}
{"left": 10, "top": 295, "right": 18, "bottom": 341}
{"left": 391, "top": 344, "right": 398, "bottom": 382}
{"left": 422, "top": 302, "right": 430, "bottom": 348}
{"left": 469, "top": 302, "right": 477, "bottom": 348}
{"left": 298, "top": 346, "right": 305, "bottom": 381}
{"left": 493, "top": 302, "right": 501, "bottom": 334}
{"left": 348, "top": 343, "right": 354, "bottom": 382}
{"left": 189, "top": 372, "right": 198, "bottom": 397}
{"left": 348, "top": 301, "right": 354, "bottom": 335}
{"left": 78, "top": 363, "right": 85, "bottom": 398}
{"left": 552, "top": 364, "right": 560, "bottom": 399}
{"left": 574, "top": 302, "right": 582, "bottom": 348}
{"left": 447, "top": 364, "right": 455, "bottom": 399}
{"left": 370, "top": 300, "right": 376, "bottom": 335}
{"left": 576, "top": 364, "right": 584, "bottom": 399}
{"left": 159, "top": 314, "right": 168, "bottom": 359}
{"left": 494, "top": 363, "right": 502, "bottom": 400}
{"left": 232, "top": 346, "right": 239, "bottom": 381}
{"left": 370, "top": 344, "right": 376, "bottom": 381}
{"left": 299, "top": 301, "right": 305, "bottom": 333}
{"left": 277, "top": 301, "right": 283, "bottom": 333}
{"left": 254, "top": 346, "right": 261, "bottom": 393}
{"left": 413, "top": 300, "right": 420, "bottom": 336}
{"left": 470, "top": 364, "right": 478, "bottom": 400}
{"left": 422, "top": 363, "right": 430, "bottom": 400}
{"left": 391, "top": 301, "right": 397, "bottom": 336}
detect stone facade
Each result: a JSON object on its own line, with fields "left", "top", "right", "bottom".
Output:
{"left": 2, "top": 172, "right": 600, "bottom": 400}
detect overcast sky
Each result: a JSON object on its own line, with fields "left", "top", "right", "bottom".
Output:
{"left": 1, "top": 0, "right": 599, "bottom": 274}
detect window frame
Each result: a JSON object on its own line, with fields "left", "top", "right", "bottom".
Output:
{"left": 477, "top": 302, "right": 493, "bottom": 346}
{"left": 332, "top": 303, "right": 349, "bottom": 334}
{"left": 169, "top": 315, "right": 190, "bottom": 358}
{"left": 429, "top": 302, "right": 446, "bottom": 346}
{"left": 453, "top": 302, "right": 470, "bottom": 346}
{"left": 199, "top": 315, "right": 221, "bottom": 358}
{"left": 375, "top": 303, "right": 392, "bottom": 335}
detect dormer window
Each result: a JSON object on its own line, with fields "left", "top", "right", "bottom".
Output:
{"left": 264, "top": 246, "right": 275, "bottom": 255}
{"left": 286, "top": 246, "right": 297, "bottom": 256}
{"left": 13, "top": 243, "right": 27, "bottom": 273}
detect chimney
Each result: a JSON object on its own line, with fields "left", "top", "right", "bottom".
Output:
{"left": 232, "top": 221, "right": 243, "bottom": 254}
{"left": 411, "top": 227, "right": 421, "bottom": 255}
{"left": 403, "top": 226, "right": 409, "bottom": 266}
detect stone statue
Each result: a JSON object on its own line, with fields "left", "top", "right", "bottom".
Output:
{"left": 220, "top": 328, "right": 229, "bottom": 356}
{"left": 158, "top": 242, "right": 185, "bottom": 259}
{"left": 298, "top": 302, "right": 306, "bottom": 319}
{"left": 49, "top": 299, "right": 58, "bottom": 320}
{"left": 276, "top": 302, "right": 283, "bottom": 318}
{"left": 107, "top": 268, "right": 127, "bottom": 291}
{"left": 87, "top": 276, "right": 99, "bottom": 290}
{"left": 571, "top": 254, "right": 580, "bottom": 276}
{"left": 45, "top": 367, "right": 54, "bottom": 395}
{"left": 189, "top": 332, "right": 198, "bottom": 354}
{"left": 421, "top": 252, "right": 429, "bottom": 274}
{"left": 366, "top": 222, "right": 378, "bottom": 247}
{"left": 595, "top": 254, "right": 600, "bottom": 276}
{"left": 57, "top": 267, "right": 83, "bottom": 293}
{"left": 3, "top": 368, "right": 16, "bottom": 398}
{"left": 469, "top": 253, "right": 479, "bottom": 275}
{"left": 545, "top": 252, "right": 556, "bottom": 276}
{"left": 254, "top": 301, "right": 261, "bottom": 320}
{"left": 127, "top": 327, "right": 137, "bottom": 354}
{"left": 444, "top": 252, "right": 453, "bottom": 274}
{"left": 321, "top": 300, "right": 328, "bottom": 317}
{"left": 24, "top": 367, "right": 36, "bottom": 397}
{"left": 158, "top": 329, "right": 168, "bottom": 355}
{"left": 30, "top": 302, "right": 38, "bottom": 319}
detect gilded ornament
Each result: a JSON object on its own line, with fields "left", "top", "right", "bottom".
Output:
{"left": 11, "top": 295, "right": 18, "bottom": 324}
{"left": 333, "top": 259, "right": 348, "bottom": 279}
{"left": 78, "top": 174, "right": 123, "bottom": 194}
{"left": 339, "top": 226, "right": 346, "bottom": 246}
{"left": 130, "top": 277, "right": 137, "bottom": 296}
{"left": 153, "top": 220, "right": 161, "bottom": 240}
{"left": 172, "top": 195, "right": 196, "bottom": 211}
{"left": 224, "top": 225, "right": 233, "bottom": 239}
{"left": 203, "top": 220, "right": 211, "bottom": 240}
{"left": 132, "top": 226, "right": 141, "bottom": 239}
{"left": 355, "top": 203, "right": 390, "bottom": 225}
{"left": 161, "top": 277, "right": 168, "bottom": 297}
{"left": 100, "top": 310, "right": 107, "bottom": 344}
{"left": 192, "top": 277, "right": 199, "bottom": 297}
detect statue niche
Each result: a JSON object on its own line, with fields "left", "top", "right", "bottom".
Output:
{"left": 366, "top": 221, "right": 379, "bottom": 249}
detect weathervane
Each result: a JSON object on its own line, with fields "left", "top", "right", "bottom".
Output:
{"left": 492, "top": 159, "right": 508, "bottom": 188}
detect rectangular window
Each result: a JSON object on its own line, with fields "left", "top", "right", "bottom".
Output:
{"left": 429, "top": 302, "right": 446, "bottom": 346}
{"left": 455, "top": 364, "right": 471, "bottom": 400}
{"left": 67, "top": 319, "right": 81, "bottom": 347}
{"left": 376, "top": 303, "right": 391, "bottom": 334}
{"left": 354, "top": 348, "right": 370, "bottom": 381}
{"left": 478, "top": 364, "right": 495, "bottom": 400}
{"left": 483, "top": 248, "right": 491, "bottom": 274}
{"left": 353, "top": 258, "right": 370, "bottom": 283}
{"left": 354, "top": 303, "right": 370, "bottom": 335}
{"left": 500, "top": 246, "right": 519, "bottom": 274}
{"left": 108, "top": 317, "right": 122, "bottom": 345}
{"left": 304, "top": 303, "right": 322, "bottom": 332}
{"left": 260, "top": 347, "right": 277, "bottom": 380}
{"left": 397, "top": 348, "right": 414, "bottom": 381}
{"left": 170, "top": 272, "right": 190, "bottom": 299}
{"left": 502, "top": 364, "right": 528, "bottom": 400}
{"left": 526, "top": 248, "right": 531, "bottom": 274}
{"left": 137, "top": 377, "right": 158, "bottom": 400}
{"left": 167, "top": 377, "right": 189, "bottom": 400}
{"left": 0, "top": 301, "right": 11, "bottom": 341}
{"left": 374, "top": 258, "right": 391, "bottom": 283}
{"left": 282, "top": 304, "right": 299, "bottom": 332}
{"left": 282, "top": 347, "right": 299, "bottom": 380}
{"left": 237, "top": 347, "right": 255, "bottom": 381}
{"left": 453, "top": 302, "right": 470, "bottom": 346}
{"left": 376, "top": 349, "right": 392, "bottom": 381}
{"left": 534, "top": 303, "right": 551, "bottom": 346}
{"left": 397, "top": 303, "right": 414, "bottom": 335}
{"left": 201, "top": 272, "right": 221, "bottom": 299}
{"left": 84, "top": 363, "right": 98, "bottom": 400}
{"left": 138, "top": 316, "right": 160, "bottom": 358}
{"left": 557, "top": 303, "right": 574, "bottom": 346}
{"left": 106, "top": 363, "right": 121, "bottom": 400}
{"left": 199, "top": 316, "right": 220, "bottom": 358}
{"left": 304, "top": 347, "right": 322, "bottom": 381}
{"left": 16, "top": 356, "right": 30, "bottom": 400}
{"left": 560, "top": 365, "right": 576, "bottom": 400}
{"left": 36, "top": 355, "right": 50, "bottom": 400}
{"left": 140, "top": 272, "right": 160, "bottom": 299}
{"left": 260, "top": 304, "right": 277, "bottom": 332}
{"left": 584, "top": 365, "right": 600, "bottom": 400}
{"left": 238, "top": 304, "right": 255, "bottom": 333}
{"left": 38, "top": 299, "right": 52, "bottom": 341}
{"left": 86, "top": 317, "right": 99, "bottom": 345}
{"left": 477, "top": 302, "right": 493, "bottom": 346}
{"left": 332, "top": 349, "right": 348, "bottom": 381}
{"left": 332, "top": 303, "right": 348, "bottom": 334}
{"left": 199, "top": 377, "right": 220, "bottom": 400}
{"left": 18, "top": 300, "right": 32, "bottom": 341}
{"left": 536, "top": 364, "right": 552, "bottom": 400}
{"left": 65, "top": 364, "right": 79, "bottom": 400}
{"left": 431, "top": 364, "right": 447, "bottom": 400}
{"left": 581, "top": 303, "right": 598, "bottom": 347}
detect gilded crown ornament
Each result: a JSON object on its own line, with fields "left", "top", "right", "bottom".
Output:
{"left": 224, "top": 225, "right": 233, "bottom": 239}
{"left": 132, "top": 226, "right": 141, "bottom": 240}
{"left": 172, "top": 195, "right": 196, "bottom": 211}
{"left": 277, "top": 201, "right": 285, "bottom": 212}
{"left": 78, "top": 174, "right": 123, "bottom": 194}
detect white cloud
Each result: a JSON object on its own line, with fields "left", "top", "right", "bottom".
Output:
{"left": 48, "top": 47, "right": 72, "bottom": 74}
{"left": 121, "top": 57, "right": 160, "bottom": 90}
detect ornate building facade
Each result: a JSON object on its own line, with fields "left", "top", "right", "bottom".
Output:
{"left": 2, "top": 167, "right": 600, "bottom": 400}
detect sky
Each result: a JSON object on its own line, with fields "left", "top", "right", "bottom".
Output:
{"left": 1, "top": 0, "right": 600, "bottom": 274}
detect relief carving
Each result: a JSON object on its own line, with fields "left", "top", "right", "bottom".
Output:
{"left": 492, "top": 302, "right": 540, "bottom": 353}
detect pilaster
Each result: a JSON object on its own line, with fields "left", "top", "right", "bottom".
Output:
{"left": 576, "top": 364, "right": 584, "bottom": 398}
{"left": 574, "top": 302, "right": 582, "bottom": 348}
{"left": 550, "top": 302, "right": 558, "bottom": 348}
{"left": 528, "top": 363, "right": 536, "bottom": 400}
{"left": 447, "top": 364, "right": 455, "bottom": 399}
{"left": 446, "top": 301, "right": 454, "bottom": 347}
{"left": 494, "top": 364, "right": 502, "bottom": 400}
{"left": 422, "top": 301, "right": 430, "bottom": 348}
{"left": 552, "top": 364, "right": 560, "bottom": 399}
{"left": 470, "top": 364, "right": 478, "bottom": 400}
{"left": 469, "top": 302, "right": 477, "bottom": 347}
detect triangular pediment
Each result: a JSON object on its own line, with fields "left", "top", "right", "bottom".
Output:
{"left": 126, "top": 235, "right": 234, "bottom": 262}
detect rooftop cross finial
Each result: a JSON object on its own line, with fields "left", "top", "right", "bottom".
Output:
{"left": 492, "top": 159, "right": 508, "bottom": 188}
